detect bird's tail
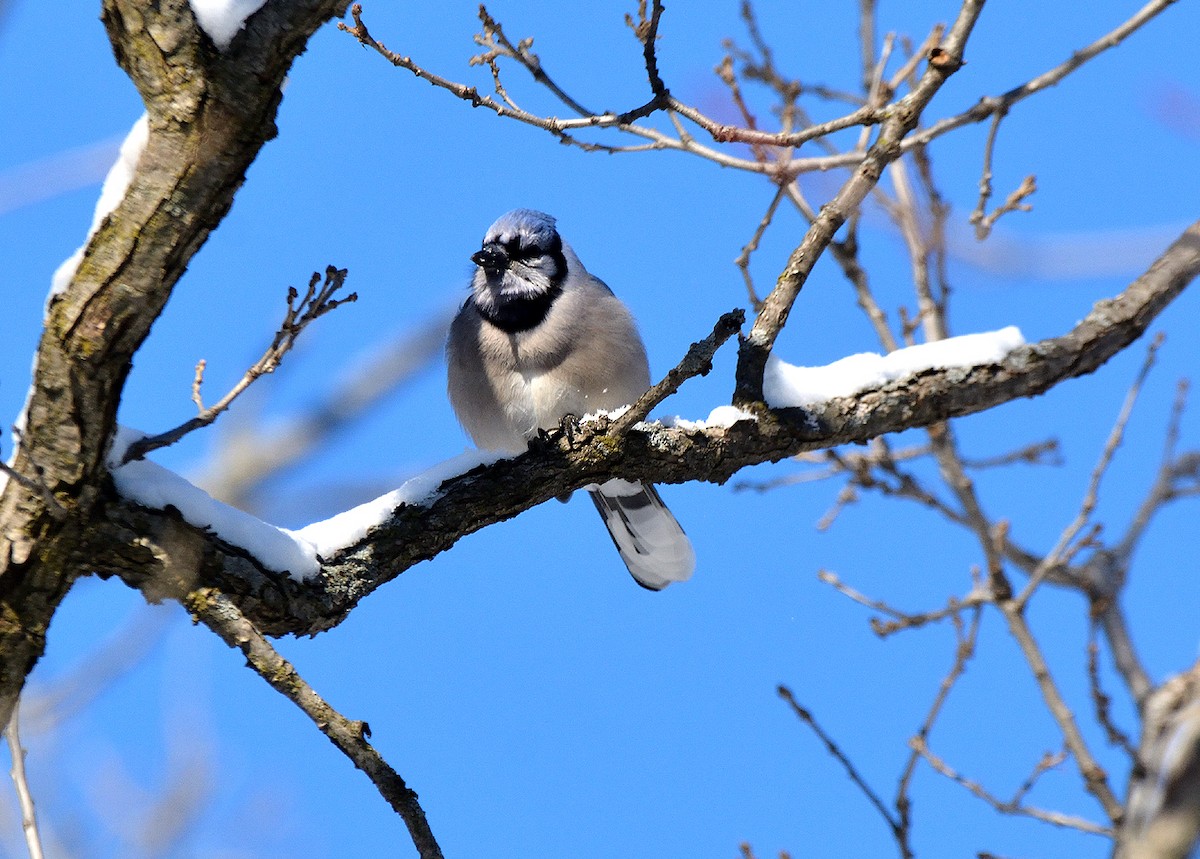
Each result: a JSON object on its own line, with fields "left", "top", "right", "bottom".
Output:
{"left": 589, "top": 479, "right": 695, "bottom": 590}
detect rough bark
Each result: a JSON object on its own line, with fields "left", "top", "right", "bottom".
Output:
{"left": 0, "top": 0, "right": 349, "bottom": 726}
{"left": 1116, "top": 661, "right": 1200, "bottom": 859}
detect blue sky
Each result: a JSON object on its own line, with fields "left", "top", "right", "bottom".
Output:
{"left": 2, "top": 1, "right": 1198, "bottom": 856}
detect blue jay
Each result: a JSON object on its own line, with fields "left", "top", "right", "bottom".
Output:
{"left": 446, "top": 209, "right": 695, "bottom": 590}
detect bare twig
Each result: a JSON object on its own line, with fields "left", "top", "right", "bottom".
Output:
{"left": 908, "top": 143, "right": 952, "bottom": 322}
{"left": 1113, "top": 379, "right": 1197, "bottom": 564}
{"left": 815, "top": 483, "right": 859, "bottom": 531}
{"left": 870, "top": 590, "right": 990, "bottom": 638}
{"left": 896, "top": 608, "right": 982, "bottom": 850}
{"left": 1082, "top": 382, "right": 1198, "bottom": 706}
{"left": 1088, "top": 631, "right": 1137, "bottom": 756}
{"left": 735, "top": 442, "right": 929, "bottom": 490}
{"left": 728, "top": 1, "right": 860, "bottom": 110}
{"left": 960, "top": 439, "right": 1062, "bottom": 470}
{"left": 342, "top": 0, "right": 1177, "bottom": 194}
{"left": 715, "top": 54, "right": 770, "bottom": 166}
{"left": 817, "top": 568, "right": 908, "bottom": 624}
{"left": 187, "top": 587, "right": 443, "bottom": 859}
{"left": 1011, "top": 748, "right": 1070, "bottom": 807}
{"left": 609, "top": 310, "right": 745, "bottom": 436}
{"left": 778, "top": 686, "right": 904, "bottom": 845}
{"left": 972, "top": 172, "right": 1037, "bottom": 240}
{"left": 911, "top": 736, "right": 1113, "bottom": 836}
{"left": 998, "top": 598, "right": 1123, "bottom": 822}
{"left": 927, "top": 422, "right": 997, "bottom": 556}
{"left": 828, "top": 225, "right": 899, "bottom": 352}
{"left": 5, "top": 704, "right": 44, "bottom": 859}
{"left": 908, "top": 0, "right": 1181, "bottom": 154}
{"left": 473, "top": 5, "right": 594, "bottom": 116}
{"left": 1016, "top": 333, "right": 1165, "bottom": 607}
{"left": 857, "top": 0, "right": 878, "bottom": 94}
{"left": 123, "top": 267, "right": 356, "bottom": 463}
{"left": 787, "top": 438, "right": 970, "bottom": 529}
{"left": 189, "top": 360, "right": 206, "bottom": 411}
{"left": 921, "top": 404, "right": 1123, "bottom": 822}
{"left": 192, "top": 311, "right": 449, "bottom": 510}
{"left": 886, "top": 156, "right": 944, "bottom": 341}
{"left": 969, "top": 108, "right": 1007, "bottom": 237}
{"left": 626, "top": 0, "right": 668, "bottom": 99}
{"left": 852, "top": 31, "right": 895, "bottom": 153}
{"left": 1098, "top": 599, "right": 1155, "bottom": 713}
{"left": 886, "top": 25, "right": 946, "bottom": 95}
{"left": 736, "top": 186, "right": 788, "bottom": 310}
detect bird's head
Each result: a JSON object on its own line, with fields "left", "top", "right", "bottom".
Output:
{"left": 470, "top": 209, "right": 570, "bottom": 313}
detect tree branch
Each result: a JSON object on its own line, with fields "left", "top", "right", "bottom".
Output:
{"left": 733, "top": 0, "right": 984, "bottom": 404}
{"left": 5, "top": 704, "right": 45, "bottom": 859}
{"left": 610, "top": 309, "right": 745, "bottom": 435}
{"left": 97, "top": 222, "right": 1200, "bottom": 638}
{"left": 189, "top": 587, "right": 443, "bottom": 858}
{"left": 123, "top": 266, "right": 356, "bottom": 463}
{"left": 0, "top": 0, "right": 351, "bottom": 726}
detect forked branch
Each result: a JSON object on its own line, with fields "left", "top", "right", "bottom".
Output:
{"left": 122, "top": 267, "right": 355, "bottom": 464}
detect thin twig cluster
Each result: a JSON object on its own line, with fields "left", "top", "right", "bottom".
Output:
{"left": 339, "top": 0, "right": 1197, "bottom": 854}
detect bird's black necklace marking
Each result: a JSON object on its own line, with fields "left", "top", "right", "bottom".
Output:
{"left": 473, "top": 237, "right": 569, "bottom": 334}
{"left": 474, "top": 281, "right": 564, "bottom": 333}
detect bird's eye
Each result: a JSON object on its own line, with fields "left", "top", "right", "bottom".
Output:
{"left": 511, "top": 241, "right": 543, "bottom": 261}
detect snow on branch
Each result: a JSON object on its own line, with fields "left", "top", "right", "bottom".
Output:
{"left": 99, "top": 325, "right": 1023, "bottom": 586}
{"left": 47, "top": 114, "right": 149, "bottom": 308}
{"left": 764, "top": 326, "right": 1026, "bottom": 409}
{"left": 109, "top": 425, "right": 510, "bottom": 581}
{"left": 102, "top": 203, "right": 1200, "bottom": 635}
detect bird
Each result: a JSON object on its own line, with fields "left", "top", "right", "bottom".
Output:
{"left": 446, "top": 209, "right": 695, "bottom": 590}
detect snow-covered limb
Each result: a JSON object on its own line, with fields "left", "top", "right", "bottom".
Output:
{"left": 292, "top": 449, "right": 509, "bottom": 564}
{"left": 645, "top": 405, "right": 759, "bottom": 432}
{"left": 82, "top": 220, "right": 1200, "bottom": 641}
{"left": 764, "top": 326, "right": 1026, "bottom": 409}
{"left": 108, "top": 427, "right": 319, "bottom": 578}
{"left": 109, "top": 425, "right": 509, "bottom": 581}
{"left": 7, "top": 114, "right": 150, "bottom": 474}
{"left": 115, "top": 325, "right": 1025, "bottom": 584}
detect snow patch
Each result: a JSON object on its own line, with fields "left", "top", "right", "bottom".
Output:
{"left": 189, "top": 0, "right": 269, "bottom": 50}
{"left": 9, "top": 116, "right": 150, "bottom": 471}
{"left": 108, "top": 427, "right": 320, "bottom": 578}
{"left": 108, "top": 429, "right": 510, "bottom": 581}
{"left": 580, "top": 405, "right": 631, "bottom": 424}
{"left": 48, "top": 114, "right": 149, "bottom": 308}
{"left": 764, "top": 326, "right": 1025, "bottom": 409}
{"left": 648, "top": 405, "right": 758, "bottom": 432}
{"left": 292, "top": 449, "right": 510, "bottom": 561}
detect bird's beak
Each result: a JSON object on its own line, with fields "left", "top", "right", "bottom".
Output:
{"left": 471, "top": 242, "right": 509, "bottom": 273}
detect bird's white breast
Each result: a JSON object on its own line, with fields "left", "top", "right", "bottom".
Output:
{"left": 503, "top": 370, "right": 584, "bottom": 439}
